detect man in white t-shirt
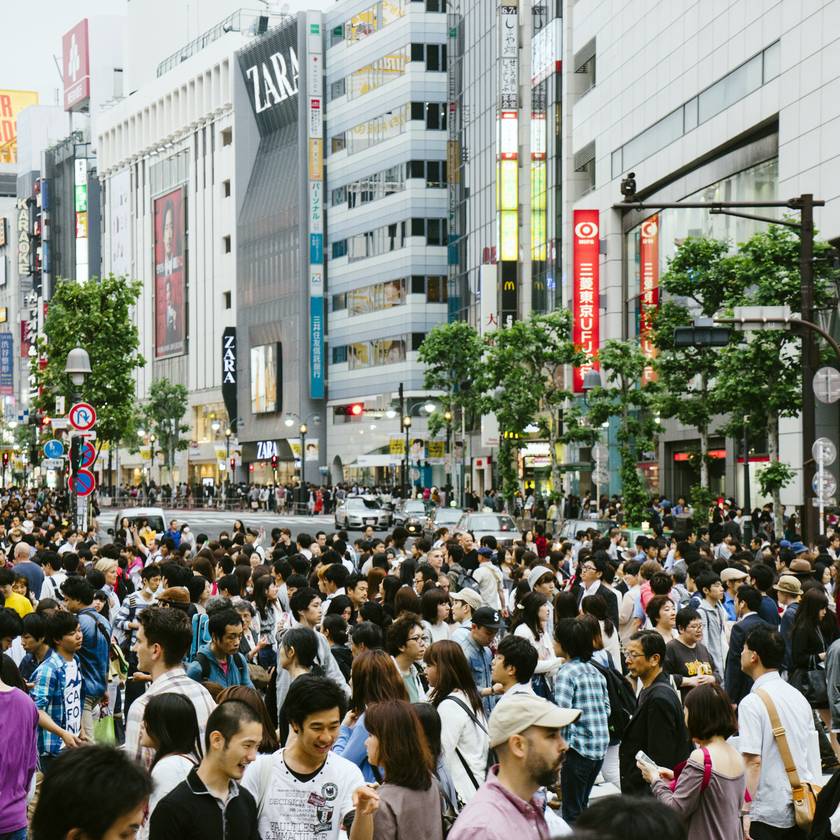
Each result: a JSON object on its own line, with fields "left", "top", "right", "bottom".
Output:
{"left": 738, "top": 624, "right": 817, "bottom": 840}
{"left": 472, "top": 548, "right": 504, "bottom": 611}
{"left": 492, "top": 635, "right": 538, "bottom": 704}
{"left": 244, "top": 675, "right": 379, "bottom": 840}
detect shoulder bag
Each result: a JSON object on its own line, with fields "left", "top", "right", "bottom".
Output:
{"left": 755, "top": 687, "right": 821, "bottom": 831}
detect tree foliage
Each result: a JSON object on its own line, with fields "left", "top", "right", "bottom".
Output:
{"left": 141, "top": 378, "right": 190, "bottom": 472}
{"left": 33, "top": 275, "right": 145, "bottom": 451}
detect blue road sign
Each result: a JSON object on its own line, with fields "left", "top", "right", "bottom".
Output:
{"left": 43, "top": 439, "right": 64, "bottom": 459}
{"left": 79, "top": 441, "right": 96, "bottom": 469}
{"left": 68, "top": 469, "right": 96, "bottom": 497}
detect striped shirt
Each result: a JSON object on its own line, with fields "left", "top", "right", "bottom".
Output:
{"left": 124, "top": 667, "right": 216, "bottom": 768}
{"left": 553, "top": 658, "right": 610, "bottom": 761}
{"left": 31, "top": 650, "right": 85, "bottom": 756}
{"left": 112, "top": 591, "right": 157, "bottom": 651}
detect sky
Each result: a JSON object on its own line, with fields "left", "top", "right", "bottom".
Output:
{"left": 0, "top": 0, "right": 127, "bottom": 103}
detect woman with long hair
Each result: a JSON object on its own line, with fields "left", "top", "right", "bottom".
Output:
{"left": 333, "top": 649, "right": 409, "bottom": 782}
{"left": 413, "top": 702, "right": 459, "bottom": 811}
{"left": 510, "top": 591, "right": 563, "bottom": 698}
{"left": 253, "top": 574, "right": 282, "bottom": 668}
{"left": 421, "top": 587, "right": 452, "bottom": 645}
{"left": 278, "top": 626, "right": 323, "bottom": 682}
{"left": 364, "top": 700, "right": 443, "bottom": 840}
{"left": 139, "top": 693, "right": 202, "bottom": 836}
{"left": 215, "top": 685, "right": 279, "bottom": 754}
{"left": 581, "top": 593, "right": 621, "bottom": 670}
{"left": 424, "top": 640, "right": 489, "bottom": 806}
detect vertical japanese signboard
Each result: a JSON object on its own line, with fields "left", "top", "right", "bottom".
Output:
{"left": 0, "top": 333, "right": 13, "bottom": 396}
{"left": 639, "top": 215, "right": 659, "bottom": 384}
{"left": 572, "top": 209, "right": 600, "bottom": 393}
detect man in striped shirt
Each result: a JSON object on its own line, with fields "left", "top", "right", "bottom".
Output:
{"left": 124, "top": 606, "right": 215, "bottom": 768}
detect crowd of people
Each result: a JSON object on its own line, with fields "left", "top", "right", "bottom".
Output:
{"left": 5, "top": 488, "right": 840, "bottom": 839}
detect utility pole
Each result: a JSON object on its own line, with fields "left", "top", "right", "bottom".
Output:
{"left": 399, "top": 382, "right": 406, "bottom": 498}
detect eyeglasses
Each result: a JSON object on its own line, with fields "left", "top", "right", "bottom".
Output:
{"left": 581, "top": 564, "right": 597, "bottom": 572}
{"left": 624, "top": 651, "right": 646, "bottom": 660}
{"left": 407, "top": 635, "right": 425, "bottom": 644}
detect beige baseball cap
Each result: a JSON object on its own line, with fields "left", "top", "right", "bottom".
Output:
{"left": 488, "top": 694, "right": 581, "bottom": 748}
{"left": 451, "top": 589, "right": 482, "bottom": 612}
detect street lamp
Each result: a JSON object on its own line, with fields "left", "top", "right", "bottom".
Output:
{"left": 403, "top": 414, "right": 412, "bottom": 497}
{"left": 64, "top": 347, "right": 91, "bottom": 532}
{"left": 149, "top": 434, "right": 157, "bottom": 485}
{"left": 283, "top": 412, "right": 320, "bottom": 508}
{"left": 444, "top": 409, "right": 453, "bottom": 491}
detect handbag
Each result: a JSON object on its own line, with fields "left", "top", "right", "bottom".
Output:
{"left": 668, "top": 746, "right": 711, "bottom": 792}
{"left": 756, "top": 688, "right": 822, "bottom": 831}
{"left": 790, "top": 655, "right": 828, "bottom": 708}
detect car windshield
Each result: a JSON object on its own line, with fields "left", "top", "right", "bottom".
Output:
{"left": 436, "top": 509, "right": 463, "bottom": 523}
{"left": 347, "top": 498, "right": 381, "bottom": 510}
{"left": 128, "top": 516, "right": 165, "bottom": 532}
{"left": 466, "top": 515, "right": 516, "bottom": 531}
{"left": 405, "top": 501, "right": 427, "bottom": 512}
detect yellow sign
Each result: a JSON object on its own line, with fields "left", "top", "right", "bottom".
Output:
{"left": 308, "top": 139, "right": 323, "bottom": 181}
{"left": 0, "top": 90, "right": 39, "bottom": 164}
{"left": 427, "top": 440, "right": 445, "bottom": 459}
{"left": 389, "top": 438, "right": 405, "bottom": 456}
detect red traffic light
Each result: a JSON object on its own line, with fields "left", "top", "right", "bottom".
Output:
{"left": 2, "top": 452, "right": 8, "bottom": 466}
{"left": 349, "top": 403, "right": 363, "bottom": 416}
{"left": 230, "top": 458, "right": 235, "bottom": 471}
{"left": 271, "top": 455, "right": 278, "bottom": 469}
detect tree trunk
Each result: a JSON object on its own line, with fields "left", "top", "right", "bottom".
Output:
{"left": 699, "top": 425, "right": 709, "bottom": 489}
{"left": 767, "top": 412, "right": 784, "bottom": 538}
{"left": 548, "top": 413, "right": 562, "bottom": 512}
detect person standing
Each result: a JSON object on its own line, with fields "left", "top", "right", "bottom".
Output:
{"left": 12, "top": 540, "right": 43, "bottom": 602}
{"left": 739, "top": 625, "right": 818, "bottom": 840}
{"left": 386, "top": 612, "right": 427, "bottom": 703}
{"left": 664, "top": 607, "right": 718, "bottom": 700}
{"left": 473, "top": 547, "right": 504, "bottom": 611}
{"left": 552, "top": 618, "right": 610, "bottom": 824}
{"left": 456, "top": 607, "right": 502, "bottom": 715}
{"left": 447, "top": 694, "right": 579, "bottom": 840}
{"left": 185, "top": 608, "right": 254, "bottom": 688}
{"left": 724, "top": 585, "right": 770, "bottom": 705}
{"left": 149, "top": 700, "right": 262, "bottom": 840}
{"left": 619, "top": 630, "right": 692, "bottom": 795}
{"left": 695, "top": 571, "right": 729, "bottom": 679}
{"left": 491, "top": 635, "right": 538, "bottom": 703}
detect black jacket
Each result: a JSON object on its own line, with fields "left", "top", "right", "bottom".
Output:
{"left": 149, "top": 767, "right": 259, "bottom": 840}
{"left": 618, "top": 671, "right": 691, "bottom": 796}
{"left": 724, "top": 613, "right": 771, "bottom": 704}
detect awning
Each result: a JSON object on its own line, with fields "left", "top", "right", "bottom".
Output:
{"left": 347, "top": 454, "right": 401, "bottom": 468}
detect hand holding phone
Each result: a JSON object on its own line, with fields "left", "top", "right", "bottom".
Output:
{"left": 635, "top": 749, "right": 658, "bottom": 774}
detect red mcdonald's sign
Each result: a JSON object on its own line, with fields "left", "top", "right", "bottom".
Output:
{"left": 572, "top": 209, "right": 600, "bottom": 393}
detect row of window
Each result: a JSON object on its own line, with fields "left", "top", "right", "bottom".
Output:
{"left": 330, "top": 159, "right": 446, "bottom": 208}
{"left": 329, "top": 0, "right": 443, "bottom": 48}
{"left": 331, "top": 274, "right": 448, "bottom": 314}
{"left": 331, "top": 217, "right": 448, "bottom": 261}
{"left": 330, "top": 101, "right": 447, "bottom": 155}
{"left": 328, "top": 43, "right": 447, "bottom": 103}
{"left": 331, "top": 333, "right": 427, "bottom": 367}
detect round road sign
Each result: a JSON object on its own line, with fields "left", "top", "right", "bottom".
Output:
{"left": 814, "top": 367, "right": 840, "bottom": 404}
{"left": 68, "top": 469, "right": 96, "bottom": 497}
{"left": 812, "top": 437, "right": 837, "bottom": 467}
{"left": 592, "top": 470, "right": 609, "bottom": 485}
{"left": 43, "top": 439, "right": 64, "bottom": 459}
{"left": 79, "top": 441, "right": 97, "bottom": 469}
{"left": 69, "top": 402, "right": 97, "bottom": 431}
{"left": 592, "top": 443, "right": 608, "bottom": 462}
{"left": 813, "top": 472, "right": 838, "bottom": 498}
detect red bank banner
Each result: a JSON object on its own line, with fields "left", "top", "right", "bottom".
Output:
{"left": 63, "top": 19, "right": 91, "bottom": 112}
{"left": 639, "top": 214, "right": 659, "bottom": 384}
{"left": 572, "top": 209, "right": 600, "bottom": 393}
{"left": 154, "top": 187, "right": 187, "bottom": 359}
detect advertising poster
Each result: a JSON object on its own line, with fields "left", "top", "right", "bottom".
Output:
{"left": 572, "top": 209, "right": 600, "bottom": 392}
{"left": 0, "top": 333, "right": 13, "bottom": 396}
{"left": 250, "top": 343, "right": 279, "bottom": 414}
{"left": 110, "top": 169, "right": 131, "bottom": 277}
{"left": 0, "top": 90, "right": 39, "bottom": 164}
{"left": 153, "top": 186, "right": 187, "bottom": 358}
{"left": 638, "top": 215, "right": 659, "bottom": 385}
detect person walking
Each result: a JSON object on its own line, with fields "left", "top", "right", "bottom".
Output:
{"left": 724, "top": 585, "right": 770, "bottom": 705}
{"left": 185, "top": 608, "right": 254, "bottom": 688}
{"left": 425, "top": 639, "right": 490, "bottom": 806}
{"left": 664, "top": 606, "right": 718, "bottom": 700}
{"left": 363, "top": 700, "right": 443, "bottom": 840}
{"left": 738, "top": 625, "right": 819, "bottom": 840}
{"left": 695, "top": 571, "right": 729, "bottom": 679}
{"left": 641, "top": 682, "right": 745, "bottom": 840}
{"left": 510, "top": 591, "right": 562, "bottom": 700}
{"left": 455, "top": 607, "right": 502, "bottom": 715}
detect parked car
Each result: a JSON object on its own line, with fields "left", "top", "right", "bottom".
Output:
{"left": 454, "top": 512, "right": 519, "bottom": 545}
{"left": 424, "top": 506, "right": 467, "bottom": 540}
{"left": 110, "top": 507, "right": 167, "bottom": 538}
{"left": 393, "top": 499, "right": 434, "bottom": 536}
{"left": 334, "top": 497, "right": 393, "bottom": 531}
{"left": 556, "top": 518, "right": 617, "bottom": 541}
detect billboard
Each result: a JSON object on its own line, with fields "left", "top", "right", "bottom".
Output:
{"left": 63, "top": 19, "right": 91, "bottom": 111}
{"left": 572, "top": 209, "right": 600, "bottom": 393}
{"left": 0, "top": 90, "right": 39, "bottom": 165}
{"left": 153, "top": 187, "right": 187, "bottom": 359}
{"left": 250, "top": 343, "right": 281, "bottom": 414}
{"left": 0, "top": 333, "right": 13, "bottom": 396}
{"left": 109, "top": 169, "right": 131, "bottom": 277}
{"left": 222, "top": 327, "right": 238, "bottom": 425}
{"left": 639, "top": 215, "right": 659, "bottom": 384}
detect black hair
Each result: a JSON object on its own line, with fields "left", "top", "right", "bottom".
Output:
{"left": 61, "top": 575, "right": 95, "bottom": 606}
{"left": 325, "top": 594, "right": 353, "bottom": 619}
{"left": 695, "top": 570, "right": 721, "bottom": 597}
{"left": 749, "top": 563, "right": 775, "bottom": 592}
{"left": 744, "top": 627, "right": 785, "bottom": 671}
{"left": 138, "top": 607, "right": 193, "bottom": 667}
{"left": 322, "top": 613, "right": 349, "bottom": 646}
{"left": 143, "top": 693, "right": 203, "bottom": 769}
{"left": 31, "top": 745, "right": 153, "bottom": 840}
{"left": 496, "top": 634, "right": 538, "bottom": 683}
{"left": 675, "top": 606, "right": 701, "bottom": 632}
{"left": 281, "top": 626, "right": 323, "bottom": 673}
{"left": 140, "top": 563, "right": 162, "bottom": 581}
{"left": 204, "top": 699, "right": 262, "bottom": 751}
{"left": 283, "top": 674, "right": 347, "bottom": 730}
{"left": 207, "top": 608, "right": 243, "bottom": 641}
{"left": 350, "top": 620, "right": 384, "bottom": 651}
{"left": 385, "top": 612, "right": 422, "bottom": 656}
{"left": 45, "top": 611, "right": 80, "bottom": 647}
{"left": 412, "top": 702, "right": 443, "bottom": 764}
{"left": 289, "top": 587, "right": 321, "bottom": 622}
{"left": 629, "top": 629, "right": 666, "bottom": 662}
{"left": 554, "top": 617, "right": 594, "bottom": 662}
{"left": 324, "top": 564, "right": 349, "bottom": 588}
{"left": 735, "top": 584, "right": 762, "bottom": 614}
{"left": 0, "top": 607, "right": 23, "bottom": 640}
{"left": 574, "top": 794, "right": 687, "bottom": 840}
{"left": 22, "top": 611, "right": 47, "bottom": 641}
{"left": 217, "top": 573, "right": 241, "bottom": 597}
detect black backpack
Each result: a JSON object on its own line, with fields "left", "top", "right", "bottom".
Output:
{"left": 591, "top": 659, "right": 637, "bottom": 741}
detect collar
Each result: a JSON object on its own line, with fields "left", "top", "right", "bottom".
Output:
{"left": 185, "top": 766, "right": 240, "bottom": 804}
{"left": 740, "top": 611, "right": 757, "bottom": 620}
{"left": 152, "top": 666, "right": 188, "bottom": 685}
{"left": 483, "top": 767, "right": 546, "bottom": 821}
{"left": 582, "top": 580, "right": 602, "bottom": 596}
{"left": 751, "top": 671, "right": 782, "bottom": 691}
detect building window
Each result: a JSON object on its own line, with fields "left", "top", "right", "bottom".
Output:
{"left": 411, "top": 332, "right": 426, "bottom": 350}
{"left": 332, "top": 292, "right": 347, "bottom": 311}
{"left": 223, "top": 179, "right": 231, "bottom": 197}
{"left": 223, "top": 291, "right": 232, "bottom": 309}
{"left": 221, "top": 127, "right": 233, "bottom": 146}
{"left": 329, "top": 78, "right": 346, "bottom": 101}
{"left": 426, "top": 275, "right": 448, "bottom": 302}
{"left": 409, "top": 217, "right": 448, "bottom": 244}
{"left": 223, "top": 235, "right": 232, "bottom": 253}
{"left": 346, "top": 105, "right": 408, "bottom": 154}
{"left": 346, "top": 278, "right": 407, "bottom": 314}
{"left": 332, "top": 240, "right": 348, "bottom": 259}
{"left": 329, "top": 0, "right": 409, "bottom": 48}
{"left": 332, "top": 345, "right": 348, "bottom": 364}
{"left": 346, "top": 47, "right": 410, "bottom": 100}
{"left": 345, "top": 220, "right": 408, "bottom": 261}
{"left": 331, "top": 132, "right": 347, "bottom": 154}
{"left": 574, "top": 39, "right": 596, "bottom": 93}
{"left": 574, "top": 141, "right": 596, "bottom": 194}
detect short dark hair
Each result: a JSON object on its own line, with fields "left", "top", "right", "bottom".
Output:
{"left": 289, "top": 587, "right": 321, "bottom": 621}
{"left": 385, "top": 612, "right": 422, "bottom": 656}
{"left": 61, "top": 576, "right": 94, "bottom": 605}
{"left": 0, "top": 607, "right": 23, "bottom": 640}
{"left": 350, "top": 620, "right": 384, "bottom": 651}
{"left": 683, "top": 682, "right": 737, "bottom": 741}
{"left": 497, "top": 634, "right": 538, "bottom": 683}
{"left": 283, "top": 674, "right": 347, "bottom": 729}
{"left": 575, "top": 794, "right": 687, "bottom": 840}
{"left": 207, "top": 609, "right": 243, "bottom": 641}
{"left": 745, "top": 625, "right": 785, "bottom": 670}
{"left": 217, "top": 574, "right": 241, "bottom": 596}
{"left": 554, "top": 617, "right": 594, "bottom": 662}
{"left": 138, "top": 606, "right": 193, "bottom": 666}
{"left": 695, "top": 570, "right": 721, "bottom": 597}
{"left": 31, "top": 746, "right": 152, "bottom": 840}
{"left": 650, "top": 572, "right": 672, "bottom": 596}
{"left": 629, "top": 629, "right": 666, "bottom": 663}
{"left": 324, "top": 564, "right": 349, "bottom": 588}
{"left": 21, "top": 611, "right": 47, "bottom": 641}
{"left": 735, "top": 584, "right": 762, "bottom": 614}
{"left": 675, "top": 607, "right": 700, "bottom": 632}
{"left": 140, "top": 563, "right": 161, "bottom": 581}
{"left": 204, "top": 699, "right": 262, "bottom": 751}
{"left": 45, "top": 611, "right": 80, "bottom": 647}
{"left": 749, "top": 563, "right": 775, "bottom": 592}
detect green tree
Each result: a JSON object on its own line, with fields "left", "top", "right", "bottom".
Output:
{"left": 141, "top": 378, "right": 190, "bottom": 481}
{"left": 483, "top": 311, "right": 588, "bottom": 510}
{"left": 584, "top": 340, "right": 659, "bottom": 526}
{"left": 32, "top": 275, "right": 145, "bottom": 487}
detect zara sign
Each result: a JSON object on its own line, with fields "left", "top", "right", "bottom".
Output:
{"left": 221, "top": 327, "right": 238, "bottom": 429}
{"left": 244, "top": 47, "right": 299, "bottom": 114}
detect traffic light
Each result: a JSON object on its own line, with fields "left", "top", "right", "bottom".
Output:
{"left": 271, "top": 454, "right": 278, "bottom": 470}
{"left": 335, "top": 403, "right": 364, "bottom": 417}
{"left": 230, "top": 458, "right": 235, "bottom": 472}
{"left": 1, "top": 452, "right": 8, "bottom": 467}
{"left": 69, "top": 436, "right": 82, "bottom": 473}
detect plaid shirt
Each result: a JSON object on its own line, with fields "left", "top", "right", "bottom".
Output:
{"left": 31, "top": 650, "right": 85, "bottom": 757}
{"left": 553, "top": 658, "right": 610, "bottom": 760}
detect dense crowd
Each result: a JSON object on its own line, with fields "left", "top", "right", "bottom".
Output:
{"left": 5, "top": 489, "right": 840, "bottom": 840}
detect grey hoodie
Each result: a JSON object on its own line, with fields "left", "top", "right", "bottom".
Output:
{"left": 696, "top": 599, "right": 729, "bottom": 676}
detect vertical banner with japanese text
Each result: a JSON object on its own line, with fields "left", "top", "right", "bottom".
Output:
{"left": 639, "top": 215, "right": 659, "bottom": 384}
{"left": 572, "top": 209, "right": 600, "bottom": 393}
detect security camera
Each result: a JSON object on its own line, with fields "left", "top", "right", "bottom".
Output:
{"left": 620, "top": 172, "right": 637, "bottom": 201}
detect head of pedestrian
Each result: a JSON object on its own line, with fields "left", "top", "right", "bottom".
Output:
{"left": 202, "top": 699, "right": 263, "bottom": 783}
{"left": 47, "top": 610, "right": 83, "bottom": 657}
{"left": 364, "top": 699, "right": 434, "bottom": 790}
{"left": 451, "top": 588, "right": 480, "bottom": 623}
{"left": 470, "top": 606, "right": 502, "bottom": 647}
{"left": 492, "top": 634, "right": 538, "bottom": 691}
{"left": 134, "top": 606, "right": 193, "bottom": 676}
{"left": 625, "top": 630, "right": 666, "bottom": 687}
{"left": 290, "top": 586, "right": 323, "bottom": 629}
{"left": 573, "top": 794, "right": 687, "bottom": 840}
{"left": 208, "top": 608, "right": 244, "bottom": 659}
{"left": 385, "top": 612, "right": 426, "bottom": 664}
{"left": 60, "top": 575, "right": 95, "bottom": 614}
{"left": 488, "top": 694, "right": 579, "bottom": 796}
{"left": 696, "top": 570, "right": 724, "bottom": 604}
{"left": 740, "top": 624, "right": 785, "bottom": 680}
{"left": 283, "top": 674, "right": 348, "bottom": 762}
{"left": 675, "top": 607, "right": 704, "bottom": 646}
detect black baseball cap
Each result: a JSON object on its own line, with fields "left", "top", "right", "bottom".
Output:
{"left": 472, "top": 607, "right": 502, "bottom": 631}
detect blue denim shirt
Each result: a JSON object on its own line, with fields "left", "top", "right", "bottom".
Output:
{"left": 457, "top": 634, "right": 497, "bottom": 716}
{"left": 76, "top": 607, "right": 110, "bottom": 700}
{"left": 333, "top": 712, "right": 379, "bottom": 783}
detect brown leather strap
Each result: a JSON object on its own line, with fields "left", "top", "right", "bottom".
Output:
{"left": 755, "top": 687, "right": 804, "bottom": 792}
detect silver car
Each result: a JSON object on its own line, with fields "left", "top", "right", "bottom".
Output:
{"left": 454, "top": 512, "right": 519, "bottom": 545}
{"left": 334, "top": 497, "right": 393, "bottom": 531}
{"left": 424, "top": 506, "right": 466, "bottom": 540}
